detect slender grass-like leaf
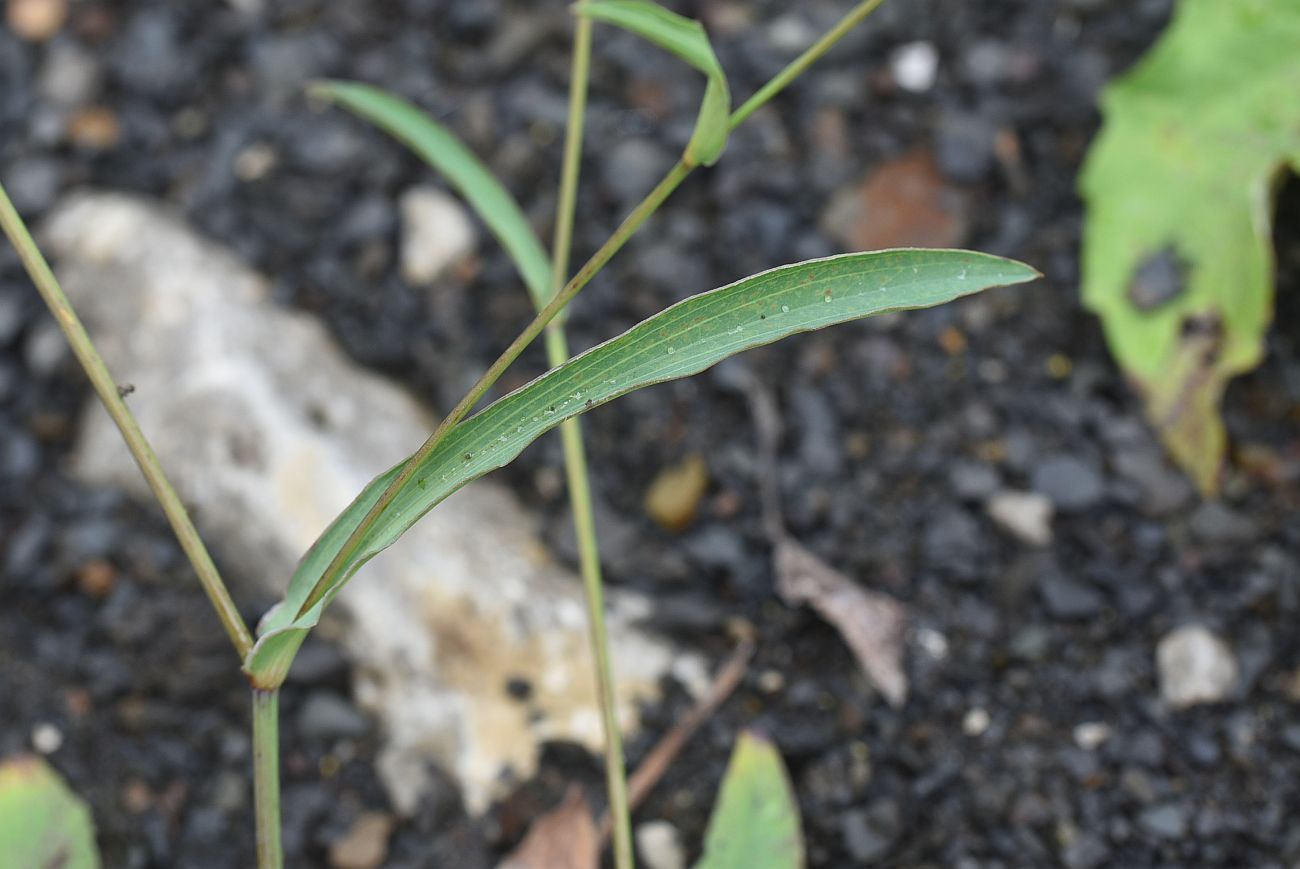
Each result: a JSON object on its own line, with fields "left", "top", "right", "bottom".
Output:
{"left": 695, "top": 732, "right": 802, "bottom": 869}
{"left": 577, "top": 0, "right": 730, "bottom": 166}
{"left": 312, "top": 81, "right": 555, "bottom": 309}
{"left": 245, "top": 249, "right": 1038, "bottom": 686}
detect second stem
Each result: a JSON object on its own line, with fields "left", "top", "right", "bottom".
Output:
{"left": 546, "top": 12, "right": 636, "bottom": 869}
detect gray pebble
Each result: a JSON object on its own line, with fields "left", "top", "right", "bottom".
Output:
{"left": 3, "top": 157, "right": 62, "bottom": 213}
{"left": 297, "top": 692, "right": 370, "bottom": 741}
{"left": 840, "top": 799, "right": 900, "bottom": 863}
{"left": 1039, "top": 575, "right": 1104, "bottom": 620}
{"left": 934, "top": 111, "right": 997, "bottom": 182}
{"left": 602, "top": 139, "right": 673, "bottom": 206}
{"left": 949, "top": 460, "right": 1000, "bottom": 500}
{"left": 23, "top": 320, "right": 67, "bottom": 376}
{"left": 1031, "top": 454, "right": 1105, "bottom": 511}
{"left": 1138, "top": 803, "right": 1189, "bottom": 840}
{"left": 1189, "top": 501, "right": 1257, "bottom": 546}
{"left": 38, "top": 42, "right": 101, "bottom": 106}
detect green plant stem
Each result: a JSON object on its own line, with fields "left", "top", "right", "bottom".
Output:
{"left": 297, "top": 0, "right": 889, "bottom": 619}
{"left": 0, "top": 183, "right": 255, "bottom": 661}
{"left": 251, "top": 689, "right": 283, "bottom": 869}
{"left": 545, "top": 12, "right": 635, "bottom": 869}
{"left": 729, "top": 0, "right": 888, "bottom": 130}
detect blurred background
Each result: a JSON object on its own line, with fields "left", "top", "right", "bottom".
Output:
{"left": 2, "top": 0, "right": 1299, "bottom": 866}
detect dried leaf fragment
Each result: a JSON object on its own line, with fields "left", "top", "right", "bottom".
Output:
{"left": 497, "top": 786, "right": 598, "bottom": 869}
{"left": 774, "top": 539, "right": 908, "bottom": 707}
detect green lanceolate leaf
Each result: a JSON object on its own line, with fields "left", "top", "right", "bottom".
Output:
{"left": 245, "top": 249, "right": 1038, "bottom": 686}
{"left": 0, "top": 754, "right": 100, "bottom": 869}
{"left": 577, "top": 0, "right": 730, "bottom": 167}
{"left": 695, "top": 731, "right": 803, "bottom": 869}
{"left": 312, "top": 80, "right": 555, "bottom": 309}
{"left": 1079, "top": 0, "right": 1300, "bottom": 493}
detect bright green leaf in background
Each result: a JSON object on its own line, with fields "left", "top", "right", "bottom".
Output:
{"left": 245, "top": 250, "right": 1038, "bottom": 686}
{"left": 1080, "top": 0, "right": 1300, "bottom": 493}
{"left": 577, "top": 0, "right": 731, "bottom": 167}
{"left": 0, "top": 754, "right": 100, "bottom": 869}
{"left": 311, "top": 81, "right": 556, "bottom": 310}
{"left": 695, "top": 731, "right": 803, "bottom": 869}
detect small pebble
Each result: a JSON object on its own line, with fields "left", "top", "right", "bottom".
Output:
{"left": 963, "top": 707, "right": 991, "bottom": 736}
{"left": 24, "top": 320, "right": 67, "bottom": 375}
{"left": 75, "top": 559, "right": 117, "bottom": 599}
{"left": 298, "top": 692, "right": 370, "bottom": 740}
{"left": 636, "top": 820, "right": 686, "bottom": 869}
{"left": 1073, "top": 722, "right": 1112, "bottom": 751}
{"left": 1039, "top": 575, "right": 1104, "bottom": 620}
{"left": 1138, "top": 803, "right": 1189, "bottom": 840}
{"left": 841, "top": 799, "right": 901, "bottom": 863}
{"left": 398, "top": 186, "right": 476, "bottom": 286}
{"left": 32, "top": 722, "right": 64, "bottom": 754}
{"left": 67, "top": 107, "right": 122, "bottom": 150}
{"left": 757, "top": 669, "right": 786, "bottom": 693}
{"left": 891, "top": 42, "right": 939, "bottom": 92}
{"left": 233, "top": 142, "right": 279, "bottom": 181}
{"left": 1157, "top": 624, "right": 1239, "bottom": 709}
{"left": 644, "top": 454, "right": 709, "bottom": 532}
{"left": 1031, "top": 454, "right": 1105, "bottom": 511}
{"left": 7, "top": 0, "right": 67, "bottom": 41}
{"left": 915, "top": 627, "right": 949, "bottom": 660}
{"left": 329, "top": 811, "right": 394, "bottom": 869}
{"left": 986, "top": 490, "right": 1054, "bottom": 546}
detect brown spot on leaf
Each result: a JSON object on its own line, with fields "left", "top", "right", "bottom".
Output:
{"left": 1128, "top": 248, "right": 1187, "bottom": 311}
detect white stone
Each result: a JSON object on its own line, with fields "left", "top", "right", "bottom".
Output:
{"left": 636, "top": 821, "right": 686, "bottom": 869}
{"left": 399, "top": 185, "right": 476, "bottom": 286}
{"left": 1073, "top": 721, "right": 1112, "bottom": 751}
{"left": 891, "top": 42, "right": 939, "bottom": 93}
{"left": 766, "top": 14, "right": 816, "bottom": 54}
{"left": 915, "top": 627, "right": 949, "bottom": 660}
{"left": 43, "top": 193, "right": 694, "bottom": 814}
{"left": 1157, "top": 625, "right": 1239, "bottom": 709}
{"left": 962, "top": 707, "right": 990, "bottom": 737}
{"left": 31, "top": 722, "right": 63, "bottom": 754}
{"left": 985, "top": 490, "right": 1054, "bottom": 547}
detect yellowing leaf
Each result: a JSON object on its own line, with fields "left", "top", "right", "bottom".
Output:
{"left": 0, "top": 754, "right": 100, "bottom": 869}
{"left": 695, "top": 732, "right": 802, "bottom": 869}
{"left": 1080, "top": 0, "right": 1300, "bottom": 493}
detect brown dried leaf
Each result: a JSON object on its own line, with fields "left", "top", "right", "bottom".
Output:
{"left": 497, "top": 786, "right": 597, "bottom": 869}
{"left": 774, "top": 539, "right": 908, "bottom": 707}
{"left": 821, "top": 151, "right": 968, "bottom": 252}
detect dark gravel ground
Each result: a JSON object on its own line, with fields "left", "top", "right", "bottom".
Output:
{"left": 3, "top": 0, "right": 1299, "bottom": 866}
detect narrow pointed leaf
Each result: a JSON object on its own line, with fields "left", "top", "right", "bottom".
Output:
{"left": 695, "top": 731, "right": 803, "bottom": 869}
{"left": 577, "top": 0, "right": 730, "bottom": 166}
{"left": 313, "top": 80, "right": 554, "bottom": 308}
{"left": 245, "top": 249, "right": 1038, "bottom": 686}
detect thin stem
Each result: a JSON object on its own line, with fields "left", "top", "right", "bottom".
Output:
{"left": 0, "top": 184, "right": 255, "bottom": 660}
{"left": 547, "top": 12, "right": 636, "bottom": 869}
{"left": 729, "top": 0, "right": 888, "bottom": 130}
{"left": 550, "top": 11, "right": 593, "bottom": 299}
{"left": 297, "top": 0, "right": 891, "bottom": 619}
{"left": 252, "top": 689, "right": 283, "bottom": 869}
